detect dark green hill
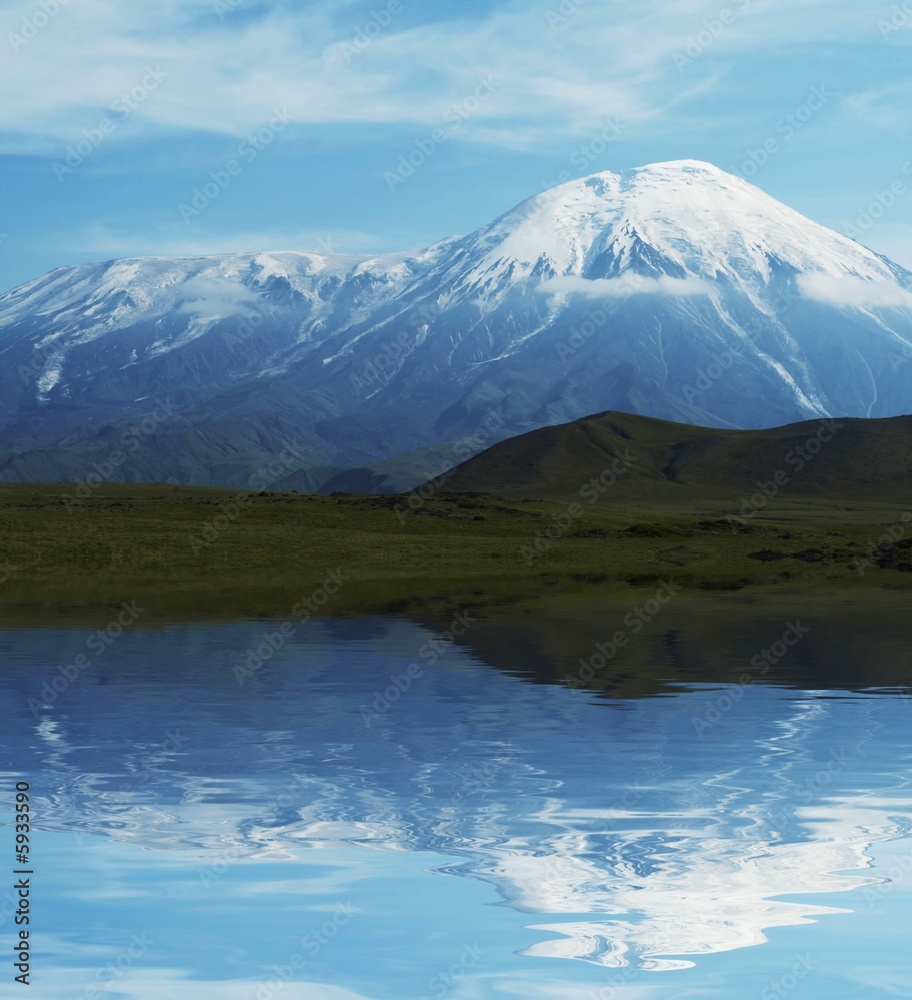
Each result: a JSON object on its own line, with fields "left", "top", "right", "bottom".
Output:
{"left": 437, "top": 410, "right": 912, "bottom": 502}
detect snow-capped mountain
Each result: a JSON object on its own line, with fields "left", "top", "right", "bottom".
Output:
{"left": 2, "top": 160, "right": 911, "bottom": 489}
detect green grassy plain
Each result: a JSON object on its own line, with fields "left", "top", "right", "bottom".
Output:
{"left": 1, "top": 481, "right": 910, "bottom": 627}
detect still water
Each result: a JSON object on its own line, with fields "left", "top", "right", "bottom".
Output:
{"left": 1, "top": 611, "right": 911, "bottom": 999}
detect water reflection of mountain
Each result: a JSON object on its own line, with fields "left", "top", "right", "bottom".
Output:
{"left": 1, "top": 616, "right": 910, "bottom": 971}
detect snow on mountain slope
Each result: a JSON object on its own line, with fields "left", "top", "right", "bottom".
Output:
{"left": 0, "top": 248, "right": 447, "bottom": 401}
{"left": 454, "top": 160, "right": 906, "bottom": 291}
{"left": 1, "top": 161, "right": 911, "bottom": 489}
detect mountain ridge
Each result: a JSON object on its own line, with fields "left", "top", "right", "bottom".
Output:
{"left": 2, "top": 160, "right": 912, "bottom": 490}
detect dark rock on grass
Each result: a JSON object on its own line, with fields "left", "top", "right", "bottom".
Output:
{"left": 871, "top": 538, "right": 912, "bottom": 571}
{"left": 623, "top": 573, "right": 667, "bottom": 586}
{"left": 354, "top": 495, "right": 405, "bottom": 509}
{"left": 748, "top": 549, "right": 788, "bottom": 562}
{"left": 697, "top": 578, "right": 753, "bottom": 591}
{"left": 748, "top": 548, "right": 832, "bottom": 563}
{"left": 793, "top": 549, "right": 832, "bottom": 562}
{"left": 624, "top": 523, "right": 680, "bottom": 538}
{"left": 696, "top": 518, "right": 753, "bottom": 533}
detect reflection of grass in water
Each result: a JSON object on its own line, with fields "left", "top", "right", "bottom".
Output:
{"left": 456, "top": 595, "right": 912, "bottom": 700}
{"left": 1, "top": 482, "right": 911, "bottom": 626}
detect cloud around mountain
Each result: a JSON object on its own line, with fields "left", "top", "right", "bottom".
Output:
{"left": 541, "top": 274, "right": 711, "bottom": 298}
{"left": 176, "top": 276, "right": 264, "bottom": 317}
{"left": 798, "top": 273, "right": 912, "bottom": 311}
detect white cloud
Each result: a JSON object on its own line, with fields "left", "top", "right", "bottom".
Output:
{"left": 74, "top": 223, "right": 390, "bottom": 258}
{"left": 0, "top": 0, "right": 898, "bottom": 151}
{"left": 542, "top": 273, "right": 711, "bottom": 298}
{"left": 798, "top": 272, "right": 912, "bottom": 310}
{"left": 176, "top": 276, "right": 261, "bottom": 315}
{"left": 843, "top": 80, "right": 912, "bottom": 133}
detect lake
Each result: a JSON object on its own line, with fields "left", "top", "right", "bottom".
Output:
{"left": 1, "top": 606, "right": 911, "bottom": 999}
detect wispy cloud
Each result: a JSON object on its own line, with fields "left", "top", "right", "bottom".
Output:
{"left": 3, "top": 0, "right": 911, "bottom": 289}
{"left": 73, "top": 223, "right": 390, "bottom": 258}
{"left": 176, "top": 275, "right": 262, "bottom": 316}
{"left": 798, "top": 272, "right": 912, "bottom": 310}
{"left": 0, "top": 0, "right": 901, "bottom": 152}
{"left": 843, "top": 80, "right": 912, "bottom": 133}
{"left": 542, "top": 274, "right": 711, "bottom": 298}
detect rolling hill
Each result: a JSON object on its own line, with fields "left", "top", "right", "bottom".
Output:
{"left": 436, "top": 410, "right": 912, "bottom": 502}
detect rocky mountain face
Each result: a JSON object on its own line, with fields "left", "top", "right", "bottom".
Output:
{"left": 2, "top": 160, "right": 911, "bottom": 490}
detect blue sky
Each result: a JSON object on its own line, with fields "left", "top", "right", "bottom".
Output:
{"left": 1, "top": 0, "right": 911, "bottom": 291}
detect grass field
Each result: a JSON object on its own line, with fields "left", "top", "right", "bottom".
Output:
{"left": 2, "top": 481, "right": 910, "bottom": 626}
